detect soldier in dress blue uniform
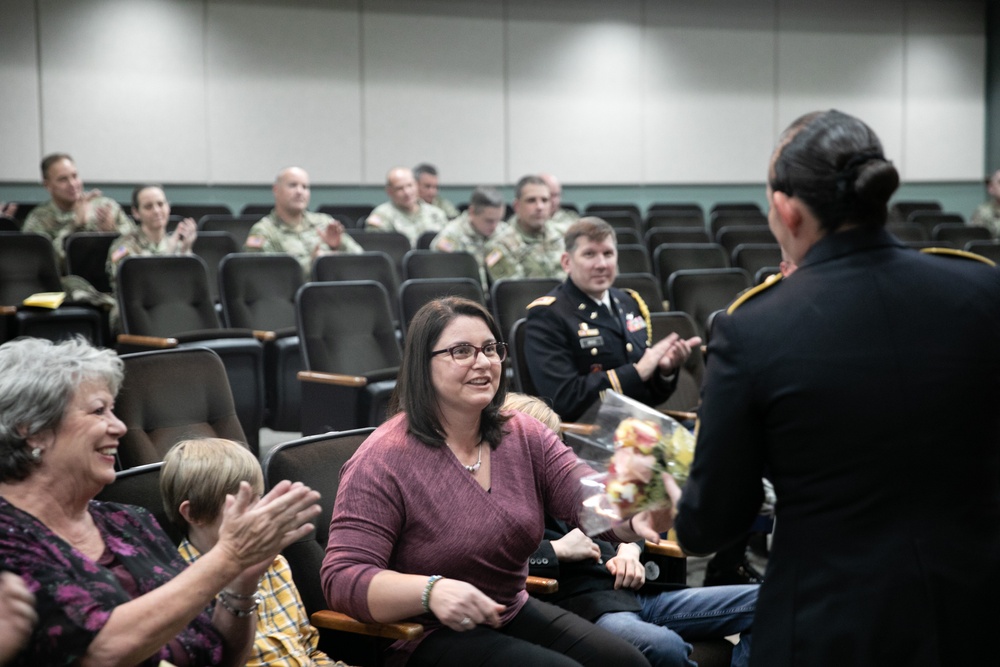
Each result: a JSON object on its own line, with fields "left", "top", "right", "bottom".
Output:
{"left": 523, "top": 218, "right": 701, "bottom": 423}
{"left": 675, "top": 109, "right": 1000, "bottom": 666}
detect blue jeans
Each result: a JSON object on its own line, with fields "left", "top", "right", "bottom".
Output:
{"left": 594, "top": 585, "right": 757, "bottom": 667}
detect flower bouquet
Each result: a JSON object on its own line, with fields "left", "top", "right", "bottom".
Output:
{"left": 571, "top": 391, "right": 695, "bottom": 536}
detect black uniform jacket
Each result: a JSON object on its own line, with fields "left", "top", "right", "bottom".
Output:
{"left": 523, "top": 278, "right": 675, "bottom": 422}
{"left": 676, "top": 227, "right": 1000, "bottom": 666}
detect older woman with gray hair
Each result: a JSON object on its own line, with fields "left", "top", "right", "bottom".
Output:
{"left": 0, "top": 337, "right": 321, "bottom": 666}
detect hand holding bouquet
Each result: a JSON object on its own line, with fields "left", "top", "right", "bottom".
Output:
{"left": 573, "top": 392, "right": 695, "bottom": 535}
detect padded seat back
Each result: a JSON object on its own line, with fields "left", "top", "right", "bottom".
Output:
{"left": 645, "top": 227, "right": 712, "bottom": 256}
{"left": 95, "top": 462, "right": 185, "bottom": 545}
{"left": 399, "top": 278, "right": 485, "bottom": 337}
{"left": 296, "top": 281, "right": 401, "bottom": 375}
{"left": 646, "top": 211, "right": 705, "bottom": 229}
{"left": 709, "top": 210, "right": 767, "bottom": 240}
{"left": 66, "top": 231, "right": 120, "bottom": 293}
{"left": 402, "top": 249, "right": 480, "bottom": 282}
{"left": 192, "top": 231, "right": 239, "bottom": 302}
{"left": 667, "top": 268, "right": 752, "bottom": 339}
{"left": 931, "top": 222, "right": 991, "bottom": 246}
{"left": 614, "top": 273, "right": 665, "bottom": 312}
{"left": 115, "top": 347, "right": 247, "bottom": 469}
{"left": 117, "top": 255, "right": 220, "bottom": 335}
{"left": 617, "top": 244, "right": 652, "bottom": 275}
{"left": 0, "top": 233, "right": 63, "bottom": 303}
{"left": 348, "top": 231, "right": 412, "bottom": 277}
{"left": 731, "top": 244, "right": 782, "bottom": 278}
{"left": 197, "top": 215, "right": 260, "bottom": 249}
{"left": 219, "top": 253, "right": 302, "bottom": 331}
{"left": 490, "top": 277, "right": 561, "bottom": 343}
{"left": 169, "top": 204, "right": 233, "bottom": 220}
{"left": 262, "top": 428, "right": 373, "bottom": 620}
{"left": 312, "top": 251, "right": 401, "bottom": 323}
{"left": 649, "top": 312, "right": 705, "bottom": 412}
{"left": 715, "top": 225, "right": 776, "bottom": 252}
{"left": 654, "top": 243, "right": 729, "bottom": 284}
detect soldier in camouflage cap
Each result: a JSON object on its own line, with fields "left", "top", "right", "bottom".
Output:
{"left": 365, "top": 167, "right": 447, "bottom": 246}
{"left": 430, "top": 186, "right": 509, "bottom": 289}
{"left": 414, "top": 163, "right": 460, "bottom": 219}
{"left": 484, "top": 175, "right": 565, "bottom": 281}
{"left": 244, "top": 167, "right": 363, "bottom": 278}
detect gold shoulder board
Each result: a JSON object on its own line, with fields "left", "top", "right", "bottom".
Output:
{"left": 526, "top": 296, "right": 557, "bottom": 309}
{"left": 727, "top": 272, "right": 782, "bottom": 315}
{"left": 919, "top": 247, "right": 996, "bottom": 267}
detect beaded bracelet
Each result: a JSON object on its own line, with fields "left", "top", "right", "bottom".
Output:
{"left": 421, "top": 575, "right": 443, "bottom": 613}
{"left": 218, "top": 591, "right": 262, "bottom": 617}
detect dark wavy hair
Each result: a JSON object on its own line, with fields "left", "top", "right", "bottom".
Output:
{"left": 769, "top": 109, "right": 899, "bottom": 233}
{"left": 389, "top": 297, "right": 510, "bottom": 448}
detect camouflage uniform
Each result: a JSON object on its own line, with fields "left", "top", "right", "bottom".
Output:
{"left": 484, "top": 220, "right": 566, "bottom": 281}
{"left": 365, "top": 200, "right": 447, "bottom": 246}
{"left": 244, "top": 209, "right": 363, "bottom": 277}
{"left": 971, "top": 201, "right": 1000, "bottom": 238}
{"left": 430, "top": 195, "right": 460, "bottom": 220}
{"left": 430, "top": 212, "right": 510, "bottom": 289}
{"left": 24, "top": 197, "right": 135, "bottom": 261}
{"left": 549, "top": 207, "right": 580, "bottom": 236}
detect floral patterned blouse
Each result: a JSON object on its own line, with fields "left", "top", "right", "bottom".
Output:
{"left": 0, "top": 497, "right": 224, "bottom": 666}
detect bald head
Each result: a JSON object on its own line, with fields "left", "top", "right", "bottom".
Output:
{"left": 386, "top": 167, "right": 419, "bottom": 213}
{"left": 539, "top": 173, "right": 563, "bottom": 217}
{"left": 272, "top": 166, "right": 311, "bottom": 219}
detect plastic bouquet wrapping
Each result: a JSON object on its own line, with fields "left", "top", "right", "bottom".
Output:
{"left": 570, "top": 391, "right": 695, "bottom": 536}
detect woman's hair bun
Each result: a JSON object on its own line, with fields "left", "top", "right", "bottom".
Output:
{"left": 854, "top": 159, "right": 899, "bottom": 209}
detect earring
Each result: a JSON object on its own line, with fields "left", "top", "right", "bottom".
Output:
{"left": 31, "top": 448, "right": 42, "bottom": 460}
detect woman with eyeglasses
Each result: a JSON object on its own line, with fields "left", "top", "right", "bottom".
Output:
{"left": 321, "top": 297, "right": 663, "bottom": 667}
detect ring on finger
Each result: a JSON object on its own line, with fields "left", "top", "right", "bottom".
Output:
{"left": 460, "top": 617, "right": 473, "bottom": 628}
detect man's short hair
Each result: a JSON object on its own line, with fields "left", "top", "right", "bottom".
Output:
{"left": 413, "top": 163, "right": 439, "bottom": 179}
{"left": 564, "top": 217, "right": 617, "bottom": 253}
{"left": 468, "top": 186, "right": 504, "bottom": 213}
{"left": 41, "top": 153, "right": 73, "bottom": 179}
{"left": 514, "top": 175, "right": 547, "bottom": 200}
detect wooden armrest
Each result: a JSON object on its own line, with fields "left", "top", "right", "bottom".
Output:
{"left": 0, "top": 305, "right": 16, "bottom": 315}
{"left": 560, "top": 422, "right": 598, "bottom": 436}
{"left": 252, "top": 329, "right": 277, "bottom": 342}
{"left": 661, "top": 409, "right": 697, "bottom": 423}
{"left": 310, "top": 610, "right": 424, "bottom": 640}
{"left": 646, "top": 539, "right": 686, "bottom": 559}
{"left": 116, "top": 334, "right": 179, "bottom": 349}
{"left": 297, "top": 370, "right": 368, "bottom": 387}
{"left": 525, "top": 576, "right": 558, "bottom": 594}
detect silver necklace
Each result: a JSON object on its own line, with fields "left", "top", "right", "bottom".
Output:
{"left": 462, "top": 442, "right": 483, "bottom": 473}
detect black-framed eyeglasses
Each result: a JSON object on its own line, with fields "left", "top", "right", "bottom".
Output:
{"left": 431, "top": 342, "right": 508, "bottom": 364}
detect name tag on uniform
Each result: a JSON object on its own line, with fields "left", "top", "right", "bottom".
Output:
{"left": 580, "top": 336, "right": 604, "bottom": 349}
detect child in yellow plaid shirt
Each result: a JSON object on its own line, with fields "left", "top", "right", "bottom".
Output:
{"left": 161, "top": 437, "right": 354, "bottom": 667}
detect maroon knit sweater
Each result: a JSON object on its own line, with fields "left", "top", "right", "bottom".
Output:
{"left": 321, "top": 412, "right": 591, "bottom": 646}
